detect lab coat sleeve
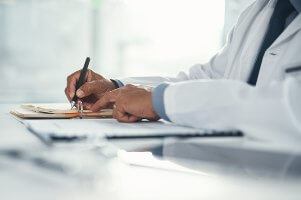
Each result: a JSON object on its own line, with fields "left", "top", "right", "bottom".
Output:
{"left": 117, "top": 27, "right": 235, "bottom": 88}
{"left": 162, "top": 78, "right": 301, "bottom": 144}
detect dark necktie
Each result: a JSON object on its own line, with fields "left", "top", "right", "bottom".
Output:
{"left": 247, "top": 0, "right": 295, "bottom": 85}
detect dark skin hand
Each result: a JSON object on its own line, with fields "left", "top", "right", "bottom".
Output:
{"left": 91, "top": 84, "right": 160, "bottom": 123}
{"left": 65, "top": 69, "right": 116, "bottom": 109}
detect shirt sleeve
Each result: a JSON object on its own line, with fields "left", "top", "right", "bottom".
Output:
{"left": 152, "top": 83, "right": 171, "bottom": 121}
{"left": 110, "top": 79, "right": 124, "bottom": 88}
{"left": 162, "top": 78, "right": 301, "bottom": 145}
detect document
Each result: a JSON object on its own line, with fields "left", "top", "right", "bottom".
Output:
{"left": 10, "top": 103, "right": 113, "bottom": 119}
{"left": 25, "top": 119, "right": 242, "bottom": 143}
{"left": 21, "top": 103, "right": 79, "bottom": 113}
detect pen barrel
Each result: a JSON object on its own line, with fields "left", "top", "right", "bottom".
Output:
{"left": 72, "top": 57, "right": 90, "bottom": 101}
{"left": 76, "top": 57, "right": 90, "bottom": 89}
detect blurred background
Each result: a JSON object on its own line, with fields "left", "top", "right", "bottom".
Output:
{"left": 0, "top": 0, "right": 254, "bottom": 103}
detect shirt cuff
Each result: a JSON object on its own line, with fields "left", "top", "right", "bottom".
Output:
{"left": 110, "top": 79, "right": 124, "bottom": 88}
{"left": 152, "top": 83, "right": 171, "bottom": 121}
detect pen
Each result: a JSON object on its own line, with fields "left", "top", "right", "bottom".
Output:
{"left": 71, "top": 57, "right": 90, "bottom": 109}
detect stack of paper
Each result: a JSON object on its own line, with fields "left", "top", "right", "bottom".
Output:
{"left": 10, "top": 103, "right": 113, "bottom": 119}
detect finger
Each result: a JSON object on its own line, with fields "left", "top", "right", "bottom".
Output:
{"left": 113, "top": 103, "right": 141, "bottom": 123}
{"left": 65, "top": 87, "right": 72, "bottom": 102}
{"left": 127, "top": 115, "right": 142, "bottom": 122}
{"left": 112, "top": 105, "right": 118, "bottom": 119}
{"left": 86, "top": 69, "right": 94, "bottom": 82}
{"left": 76, "top": 81, "right": 100, "bottom": 98}
{"left": 66, "top": 70, "right": 81, "bottom": 99}
{"left": 116, "top": 109, "right": 141, "bottom": 123}
{"left": 90, "top": 90, "right": 119, "bottom": 111}
{"left": 66, "top": 69, "right": 92, "bottom": 99}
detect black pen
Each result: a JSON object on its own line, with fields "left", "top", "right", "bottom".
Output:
{"left": 71, "top": 57, "right": 90, "bottom": 109}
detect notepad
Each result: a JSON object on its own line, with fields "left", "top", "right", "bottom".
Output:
{"left": 24, "top": 119, "right": 243, "bottom": 143}
{"left": 10, "top": 103, "right": 113, "bottom": 119}
{"left": 21, "top": 103, "right": 79, "bottom": 114}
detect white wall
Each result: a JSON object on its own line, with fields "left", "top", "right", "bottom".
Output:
{"left": 0, "top": 0, "right": 255, "bottom": 103}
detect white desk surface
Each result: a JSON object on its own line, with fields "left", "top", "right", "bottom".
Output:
{"left": 1, "top": 104, "right": 301, "bottom": 200}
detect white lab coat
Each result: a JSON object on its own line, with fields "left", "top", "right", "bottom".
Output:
{"left": 120, "top": 0, "right": 301, "bottom": 145}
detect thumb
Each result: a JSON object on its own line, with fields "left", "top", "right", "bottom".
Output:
{"left": 76, "top": 81, "right": 99, "bottom": 98}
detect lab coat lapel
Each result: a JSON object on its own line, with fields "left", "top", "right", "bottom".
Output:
{"left": 270, "top": 14, "right": 301, "bottom": 49}
{"left": 233, "top": 0, "right": 273, "bottom": 80}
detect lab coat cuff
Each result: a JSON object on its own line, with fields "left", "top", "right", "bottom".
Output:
{"left": 110, "top": 79, "right": 124, "bottom": 88}
{"left": 152, "top": 83, "right": 171, "bottom": 121}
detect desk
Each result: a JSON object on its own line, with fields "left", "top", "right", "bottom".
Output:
{"left": 1, "top": 104, "right": 301, "bottom": 200}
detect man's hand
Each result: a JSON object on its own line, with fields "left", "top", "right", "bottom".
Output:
{"left": 91, "top": 84, "right": 160, "bottom": 122}
{"left": 65, "top": 70, "right": 116, "bottom": 109}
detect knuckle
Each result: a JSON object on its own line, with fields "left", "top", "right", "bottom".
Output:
{"left": 85, "top": 83, "right": 91, "bottom": 91}
{"left": 92, "top": 80, "right": 100, "bottom": 88}
{"left": 89, "top": 69, "right": 94, "bottom": 74}
{"left": 82, "top": 82, "right": 92, "bottom": 92}
{"left": 112, "top": 109, "right": 120, "bottom": 119}
{"left": 88, "top": 81, "right": 99, "bottom": 92}
{"left": 115, "top": 101, "right": 122, "bottom": 108}
{"left": 67, "top": 71, "right": 80, "bottom": 81}
{"left": 67, "top": 75, "right": 75, "bottom": 83}
{"left": 116, "top": 115, "right": 124, "bottom": 122}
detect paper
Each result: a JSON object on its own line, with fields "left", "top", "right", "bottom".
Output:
{"left": 10, "top": 104, "right": 113, "bottom": 119}
{"left": 10, "top": 107, "right": 79, "bottom": 119}
{"left": 25, "top": 119, "right": 242, "bottom": 142}
{"left": 21, "top": 103, "right": 76, "bottom": 113}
